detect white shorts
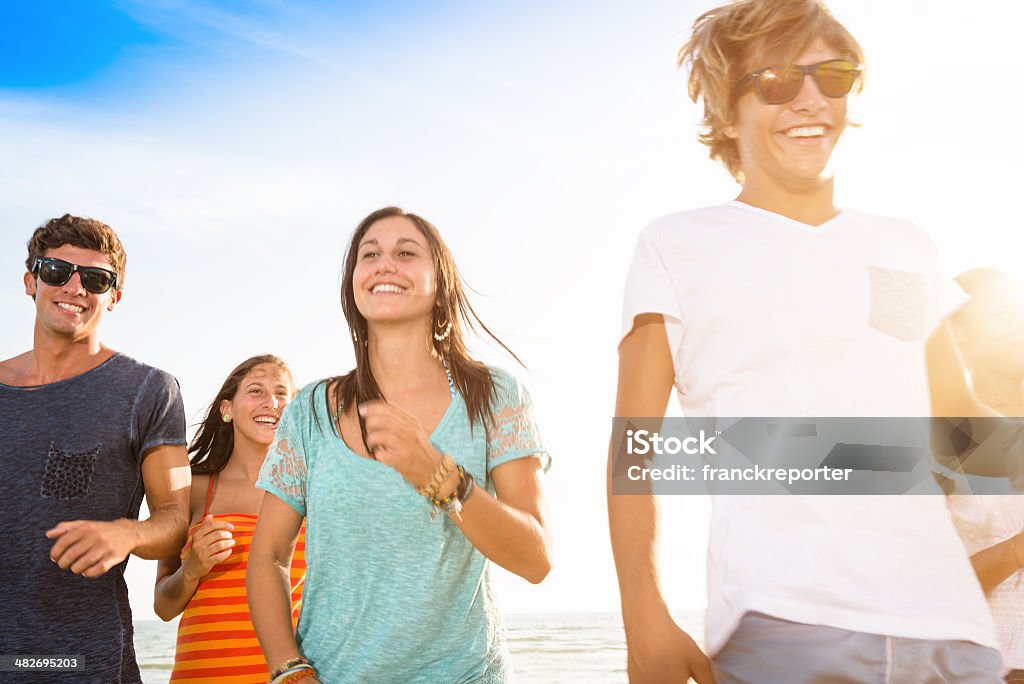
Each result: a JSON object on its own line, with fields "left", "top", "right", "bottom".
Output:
{"left": 713, "top": 612, "right": 1003, "bottom": 684}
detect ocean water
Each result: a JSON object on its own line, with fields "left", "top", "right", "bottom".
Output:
{"left": 135, "top": 610, "right": 704, "bottom": 683}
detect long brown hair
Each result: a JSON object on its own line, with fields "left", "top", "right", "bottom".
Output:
{"left": 317, "top": 207, "right": 523, "bottom": 451}
{"left": 190, "top": 354, "right": 296, "bottom": 475}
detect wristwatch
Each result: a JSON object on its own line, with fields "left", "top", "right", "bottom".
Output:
{"left": 455, "top": 465, "right": 476, "bottom": 504}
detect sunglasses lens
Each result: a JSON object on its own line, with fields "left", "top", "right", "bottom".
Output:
{"left": 757, "top": 67, "right": 803, "bottom": 105}
{"left": 814, "top": 60, "right": 858, "bottom": 97}
{"left": 80, "top": 269, "right": 114, "bottom": 294}
{"left": 38, "top": 259, "right": 73, "bottom": 286}
{"left": 37, "top": 258, "right": 115, "bottom": 293}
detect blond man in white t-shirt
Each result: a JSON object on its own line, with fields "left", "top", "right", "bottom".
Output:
{"left": 608, "top": 1, "right": 1002, "bottom": 682}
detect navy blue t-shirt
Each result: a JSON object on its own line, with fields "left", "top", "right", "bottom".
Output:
{"left": 0, "top": 353, "right": 185, "bottom": 683}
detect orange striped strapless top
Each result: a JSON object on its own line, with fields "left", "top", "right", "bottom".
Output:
{"left": 170, "top": 476, "right": 305, "bottom": 683}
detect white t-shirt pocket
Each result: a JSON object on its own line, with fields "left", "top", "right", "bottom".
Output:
{"left": 867, "top": 266, "right": 929, "bottom": 341}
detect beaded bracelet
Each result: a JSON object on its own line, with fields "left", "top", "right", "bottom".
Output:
{"left": 270, "top": 664, "right": 316, "bottom": 684}
{"left": 271, "top": 657, "right": 310, "bottom": 680}
{"left": 416, "top": 454, "right": 457, "bottom": 499}
{"left": 431, "top": 488, "right": 463, "bottom": 521}
{"left": 429, "top": 466, "right": 478, "bottom": 521}
{"left": 432, "top": 466, "right": 476, "bottom": 504}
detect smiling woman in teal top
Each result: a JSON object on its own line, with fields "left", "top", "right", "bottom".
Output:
{"left": 248, "top": 207, "right": 552, "bottom": 684}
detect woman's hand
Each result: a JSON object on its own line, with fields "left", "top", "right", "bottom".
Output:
{"left": 359, "top": 401, "right": 453, "bottom": 492}
{"left": 182, "top": 515, "right": 235, "bottom": 581}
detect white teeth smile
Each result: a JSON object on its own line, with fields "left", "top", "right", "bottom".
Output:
{"left": 372, "top": 284, "right": 404, "bottom": 294}
{"left": 785, "top": 126, "right": 827, "bottom": 138}
{"left": 56, "top": 302, "right": 85, "bottom": 313}
{"left": 254, "top": 416, "right": 278, "bottom": 426}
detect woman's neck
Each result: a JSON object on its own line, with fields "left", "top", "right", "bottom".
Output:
{"left": 222, "top": 439, "right": 270, "bottom": 482}
{"left": 366, "top": 322, "right": 444, "bottom": 396}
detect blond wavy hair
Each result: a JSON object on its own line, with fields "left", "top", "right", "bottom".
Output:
{"left": 677, "top": 0, "right": 864, "bottom": 180}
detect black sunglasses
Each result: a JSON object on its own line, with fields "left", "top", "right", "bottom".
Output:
{"left": 742, "top": 59, "right": 862, "bottom": 105}
{"left": 32, "top": 257, "right": 119, "bottom": 294}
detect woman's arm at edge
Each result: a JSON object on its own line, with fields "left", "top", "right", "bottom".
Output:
{"left": 248, "top": 492, "right": 307, "bottom": 677}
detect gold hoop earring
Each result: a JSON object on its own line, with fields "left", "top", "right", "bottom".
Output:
{"left": 433, "top": 317, "right": 452, "bottom": 342}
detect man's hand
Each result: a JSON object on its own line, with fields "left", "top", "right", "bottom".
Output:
{"left": 627, "top": 619, "right": 716, "bottom": 684}
{"left": 44, "top": 446, "right": 188, "bottom": 580}
{"left": 46, "top": 519, "right": 138, "bottom": 578}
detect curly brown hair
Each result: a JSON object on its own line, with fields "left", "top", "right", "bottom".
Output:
{"left": 677, "top": 0, "right": 864, "bottom": 181}
{"left": 26, "top": 214, "right": 127, "bottom": 291}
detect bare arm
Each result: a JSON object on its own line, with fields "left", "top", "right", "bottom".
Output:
{"left": 359, "top": 401, "right": 552, "bottom": 584}
{"left": 926, "top": 321, "right": 1021, "bottom": 477}
{"left": 969, "top": 531, "right": 1024, "bottom": 595}
{"left": 153, "top": 475, "right": 202, "bottom": 621}
{"left": 248, "top": 494, "right": 314, "bottom": 680}
{"left": 928, "top": 319, "right": 981, "bottom": 419}
{"left": 47, "top": 444, "right": 191, "bottom": 577}
{"left": 608, "top": 314, "right": 715, "bottom": 684}
{"left": 153, "top": 515, "right": 237, "bottom": 621}
{"left": 445, "top": 456, "right": 552, "bottom": 584}
{"left": 153, "top": 554, "right": 194, "bottom": 621}
{"left": 135, "top": 444, "right": 192, "bottom": 557}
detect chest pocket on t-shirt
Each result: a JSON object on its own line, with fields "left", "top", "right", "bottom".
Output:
{"left": 40, "top": 443, "right": 99, "bottom": 501}
{"left": 867, "top": 266, "right": 929, "bottom": 341}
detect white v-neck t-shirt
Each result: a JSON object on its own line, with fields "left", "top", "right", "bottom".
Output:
{"left": 621, "top": 201, "right": 996, "bottom": 656}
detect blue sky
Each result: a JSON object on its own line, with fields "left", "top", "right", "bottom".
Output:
{"left": 0, "top": 2, "right": 161, "bottom": 87}
{"left": 2, "top": 0, "right": 1023, "bottom": 626}
{"left": 0, "top": 1, "right": 454, "bottom": 98}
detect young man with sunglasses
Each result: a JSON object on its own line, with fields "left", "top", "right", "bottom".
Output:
{"left": 609, "top": 1, "right": 1002, "bottom": 682}
{"left": 0, "top": 214, "right": 190, "bottom": 682}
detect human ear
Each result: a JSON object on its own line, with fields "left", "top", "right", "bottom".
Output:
{"left": 219, "top": 398, "right": 232, "bottom": 422}
{"left": 106, "top": 289, "right": 122, "bottom": 312}
{"left": 23, "top": 271, "right": 36, "bottom": 299}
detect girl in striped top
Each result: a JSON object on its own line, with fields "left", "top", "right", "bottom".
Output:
{"left": 155, "top": 355, "right": 305, "bottom": 683}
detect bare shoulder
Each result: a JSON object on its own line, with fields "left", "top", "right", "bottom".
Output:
{"left": 0, "top": 352, "right": 32, "bottom": 386}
